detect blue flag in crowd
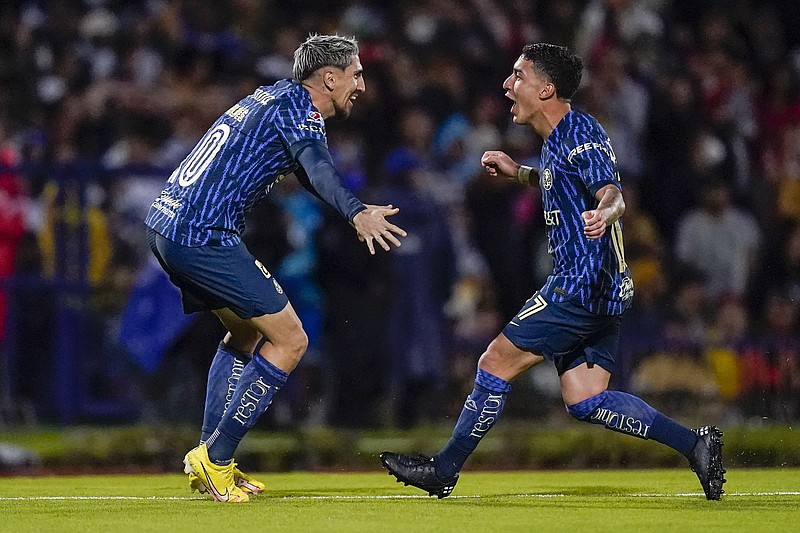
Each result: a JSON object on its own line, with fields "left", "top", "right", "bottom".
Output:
{"left": 119, "top": 259, "right": 195, "bottom": 373}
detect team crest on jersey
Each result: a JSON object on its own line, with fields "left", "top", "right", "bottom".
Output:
{"left": 542, "top": 168, "right": 553, "bottom": 190}
{"left": 307, "top": 111, "right": 324, "bottom": 124}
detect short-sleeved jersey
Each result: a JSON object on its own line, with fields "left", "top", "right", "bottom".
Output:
{"left": 145, "top": 80, "right": 329, "bottom": 246}
{"left": 538, "top": 109, "right": 633, "bottom": 316}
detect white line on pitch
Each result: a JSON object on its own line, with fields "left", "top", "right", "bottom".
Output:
{"left": 288, "top": 491, "right": 800, "bottom": 500}
{"left": 289, "top": 493, "right": 567, "bottom": 500}
{"left": 0, "top": 492, "right": 799, "bottom": 501}
{"left": 0, "top": 496, "right": 206, "bottom": 501}
{"left": 628, "top": 492, "right": 800, "bottom": 497}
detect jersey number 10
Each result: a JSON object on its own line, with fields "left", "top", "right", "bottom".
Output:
{"left": 168, "top": 124, "right": 231, "bottom": 187}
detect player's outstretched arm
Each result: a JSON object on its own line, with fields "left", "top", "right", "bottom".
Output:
{"left": 481, "top": 150, "right": 539, "bottom": 186}
{"left": 352, "top": 204, "right": 407, "bottom": 255}
{"left": 290, "top": 140, "right": 406, "bottom": 254}
{"left": 293, "top": 141, "right": 365, "bottom": 219}
{"left": 582, "top": 184, "right": 625, "bottom": 239}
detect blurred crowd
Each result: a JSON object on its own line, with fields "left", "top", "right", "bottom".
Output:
{"left": 0, "top": 0, "right": 799, "bottom": 428}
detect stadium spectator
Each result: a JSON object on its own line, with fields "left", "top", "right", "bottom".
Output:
{"left": 315, "top": 198, "right": 393, "bottom": 428}
{"left": 377, "top": 156, "right": 457, "bottom": 428}
{"left": 616, "top": 184, "right": 668, "bottom": 389}
{"left": 575, "top": 0, "right": 664, "bottom": 64}
{"left": 675, "top": 180, "right": 761, "bottom": 299}
{"left": 739, "top": 291, "right": 800, "bottom": 422}
{"left": 704, "top": 297, "right": 750, "bottom": 415}
{"left": 642, "top": 71, "right": 705, "bottom": 237}
{"left": 0, "top": 129, "right": 27, "bottom": 343}
{"left": 582, "top": 47, "right": 649, "bottom": 179}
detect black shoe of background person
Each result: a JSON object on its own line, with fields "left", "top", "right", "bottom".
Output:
{"left": 380, "top": 452, "right": 459, "bottom": 499}
{"left": 687, "top": 425, "right": 727, "bottom": 500}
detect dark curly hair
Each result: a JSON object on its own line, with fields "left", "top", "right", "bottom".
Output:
{"left": 521, "top": 43, "right": 583, "bottom": 101}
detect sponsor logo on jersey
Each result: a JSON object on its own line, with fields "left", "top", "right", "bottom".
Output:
{"left": 225, "top": 103, "right": 250, "bottom": 122}
{"left": 273, "top": 278, "right": 284, "bottom": 294}
{"left": 619, "top": 276, "right": 634, "bottom": 300}
{"left": 566, "top": 141, "right": 613, "bottom": 164}
{"left": 543, "top": 209, "right": 561, "bottom": 226}
{"left": 151, "top": 190, "right": 182, "bottom": 218}
{"left": 307, "top": 111, "right": 324, "bottom": 124}
{"left": 297, "top": 123, "right": 325, "bottom": 134}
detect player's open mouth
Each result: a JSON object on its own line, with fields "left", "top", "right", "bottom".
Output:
{"left": 349, "top": 94, "right": 358, "bottom": 102}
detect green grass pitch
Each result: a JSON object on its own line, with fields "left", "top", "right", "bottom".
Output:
{"left": 1, "top": 468, "right": 797, "bottom": 532}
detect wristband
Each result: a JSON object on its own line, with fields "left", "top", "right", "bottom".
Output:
{"left": 517, "top": 165, "right": 532, "bottom": 185}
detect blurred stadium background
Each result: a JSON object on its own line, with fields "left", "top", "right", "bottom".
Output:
{"left": 1, "top": 0, "right": 799, "bottom": 471}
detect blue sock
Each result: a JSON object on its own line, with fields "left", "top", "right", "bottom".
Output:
{"left": 205, "top": 355, "right": 289, "bottom": 465}
{"left": 435, "top": 369, "right": 511, "bottom": 479}
{"left": 566, "top": 390, "right": 698, "bottom": 456}
{"left": 200, "top": 342, "right": 252, "bottom": 443}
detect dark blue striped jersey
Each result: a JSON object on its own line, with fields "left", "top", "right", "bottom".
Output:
{"left": 145, "top": 80, "right": 361, "bottom": 246}
{"left": 538, "top": 109, "right": 633, "bottom": 316}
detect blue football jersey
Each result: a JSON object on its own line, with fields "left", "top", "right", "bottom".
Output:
{"left": 145, "top": 80, "right": 337, "bottom": 246}
{"left": 538, "top": 109, "right": 633, "bottom": 316}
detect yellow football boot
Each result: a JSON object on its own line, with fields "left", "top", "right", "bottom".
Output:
{"left": 230, "top": 463, "right": 266, "bottom": 494}
{"left": 183, "top": 444, "right": 249, "bottom": 503}
{"left": 189, "top": 463, "right": 265, "bottom": 495}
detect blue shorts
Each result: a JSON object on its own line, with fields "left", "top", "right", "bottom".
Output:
{"left": 502, "top": 291, "right": 621, "bottom": 375}
{"left": 146, "top": 227, "right": 288, "bottom": 319}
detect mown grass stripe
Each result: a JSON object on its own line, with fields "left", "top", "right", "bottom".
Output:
{"left": 1, "top": 491, "right": 798, "bottom": 501}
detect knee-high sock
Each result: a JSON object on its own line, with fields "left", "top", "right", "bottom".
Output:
{"left": 566, "top": 390, "right": 698, "bottom": 455}
{"left": 205, "top": 355, "right": 289, "bottom": 465}
{"left": 435, "top": 369, "right": 511, "bottom": 479}
{"left": 200, "top": 342, "right": 252, "bottom": 443}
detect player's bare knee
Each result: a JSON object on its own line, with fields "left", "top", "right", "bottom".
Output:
{"left": 477, "top": 352, "right": 510, "bottom": 377}
{"left": 295, "top": 328, "right": 309, "bottom": 356}
{"left": 478, "top": 345, "right": 539, "bottom": 379}
{"left": 477, "top": 347, "right": 501, "bottom": 373}
{"left": 283, "top": 328, "right": 308, "bottom": 364}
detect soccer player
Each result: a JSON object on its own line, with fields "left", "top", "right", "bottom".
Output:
{"left": 145, "top": 34, "right": 407, "bottom": 503}
{"left": 380, "top": 43, "right": 726, "bottom": 500}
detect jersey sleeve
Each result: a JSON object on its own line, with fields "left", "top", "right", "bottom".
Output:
{"left": 273, "top": 97, "right": 328, "bottom": 147}
{"left": 291, "top": 139, "right": 366, "bottom": 222}
{"left": 569, "top": 135, "right": 620, "bottom": 195}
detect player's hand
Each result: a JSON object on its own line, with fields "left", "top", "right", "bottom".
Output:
{"left": 352, "top": 204, "right": 407, "bottom": 255}
{"left": 481, "top": 151, "right": 520, "bottom": 180}
{"left": 581, "top": 210, "right": 608, "bottom": 239}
